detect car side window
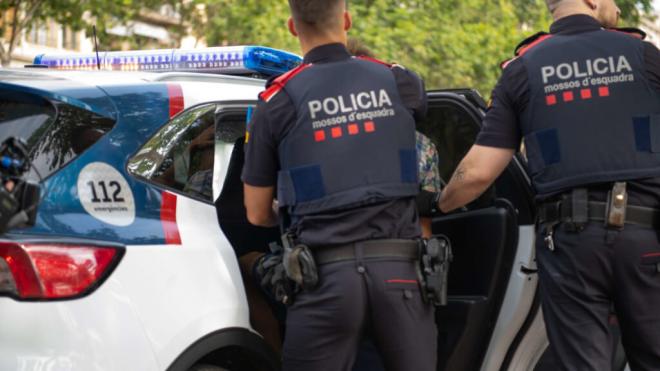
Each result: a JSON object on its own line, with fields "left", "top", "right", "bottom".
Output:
{"left": 212, "top": 109, "right": 249, "bottom": 201}
{"left": 418, "top": 99, "right": 495, "bottom": 209}
{"left": 128, "top": 104, "right": 216, "bottom": 202}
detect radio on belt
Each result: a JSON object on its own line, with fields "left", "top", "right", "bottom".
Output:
{"left": 32, "top": 46, "right": 302, "bottom": 77}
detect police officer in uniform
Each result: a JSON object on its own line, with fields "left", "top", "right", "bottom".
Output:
{"left": 242, "top": 1, "right": 437, "bottom": 370}
{"left": 435, "top": 0, "right": 660, "bottom": 370}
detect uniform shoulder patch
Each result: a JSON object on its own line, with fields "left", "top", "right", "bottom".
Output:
{"left": 607, "top": 27, "right": 647, "bottom": 40}
{"left": 514, "top": 31, "right": 552, "bottom": 56}
{"left": 259, "top": 63, "right": 312, "bottom": 102}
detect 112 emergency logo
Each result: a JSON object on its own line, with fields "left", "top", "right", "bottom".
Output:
{"left": 76, "top": 162, "right": 136, "bottom": 226}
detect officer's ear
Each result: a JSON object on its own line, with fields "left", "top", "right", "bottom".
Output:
{"left": 584, "top": 0, "right": 598, "bottom": 11}
{"left": 288, "top": 17, "right": 299, "bottom": 37}
{"left": 343, "top": 11, "right": 352, "bottom": 32}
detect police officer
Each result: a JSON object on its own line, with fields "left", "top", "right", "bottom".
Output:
{"left": 434, "top": 0, "right": 660, "bottom": 370}
{"left": 241, "top": 0, "right": 437, "bottom": 370}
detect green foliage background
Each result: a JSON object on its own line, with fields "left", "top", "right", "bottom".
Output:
{"left": 1, "top": 0, "right": 653, "bottom": 94}
{"left": 198, "top": 0, "right": 653, "bottom": 96}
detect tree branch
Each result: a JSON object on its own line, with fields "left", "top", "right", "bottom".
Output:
{"left": 0, "top": 10, "right": 7, "bottom": 60}
{"left": 18, "top": 0, "right": 45, "bottom": 32}
{"left": 3, "top": 0, "right": 23, "bottom": 66}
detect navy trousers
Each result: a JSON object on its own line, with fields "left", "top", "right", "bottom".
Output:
{"left": 281, "top": 247, "right": 437, "bottom": 371}
{"left": 537, "top": 222, "right": 660, "bottom": 371}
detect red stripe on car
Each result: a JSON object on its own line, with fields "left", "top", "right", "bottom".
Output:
{"left": 161, "top": 191, "right": 182, "bottom": 245}
{"left": 167, "top": 83, "right": 184, "bottom": 118}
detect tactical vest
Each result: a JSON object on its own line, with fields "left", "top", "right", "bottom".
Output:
{"left": 518, "top": 29, "right": 660, "bottom": 197}
{"left": 271, "top": 58, "right": 418, "bottom": 217}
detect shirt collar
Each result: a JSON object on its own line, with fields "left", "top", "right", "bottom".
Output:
{"left": 550, "top": 14, "right": 604, "bottom": 35}
{"left": 303, "top": 43, "right": 352, "bottom": 64}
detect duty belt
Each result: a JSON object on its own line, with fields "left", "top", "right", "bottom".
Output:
{"left": 313, "top": 239, "right": 418, "bottom": 265}
{"left": 538, "top": 200, "right": 660, "bottom": 229}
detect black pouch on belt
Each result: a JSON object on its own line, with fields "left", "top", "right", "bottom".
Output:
{"left": 418, "top": 235, "right": 453, "bottom": 306}
{"left": 256, "top": 242, "right": 297, "bottom": 305}
{"left": 568, "top": 188, "right": 588, "bottom": 232}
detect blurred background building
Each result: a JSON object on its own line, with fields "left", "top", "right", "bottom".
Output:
{"left": 3, "top": 5, "right": 203, "bottom": 67}
{"left": 641, "top": 0, "right": 660, "bottom": 46}
{"left": 642, "top": 16, "right": 660, "bottom": 45}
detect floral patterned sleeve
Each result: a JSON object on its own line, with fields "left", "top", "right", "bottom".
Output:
{"left": 416, "top": 131, "right": 442, "bottom": 193}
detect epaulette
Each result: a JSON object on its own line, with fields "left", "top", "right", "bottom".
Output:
{"left": 259, "top": 63, "right": 311, "bottom": 102}
{"left": 500, "top": 31, "right": 551, "bottom": 70}
{"left": 514, "top": 31, "right": 552, "bottom": 56}
{"left": 356, "top": 55, "right": 393, "bottom": 68}
{"left": 500, "top": 57, "right": 519, "bottom": 70}
{"left": 607, "top": 27, "right": 646, "bottom": 40}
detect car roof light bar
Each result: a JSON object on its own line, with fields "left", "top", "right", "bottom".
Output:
{"left": 33, "top": 46, "right": 302, "bottom": 77}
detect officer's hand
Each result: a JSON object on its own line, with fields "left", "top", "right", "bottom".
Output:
{"left": 257, "top": 253, "right": 282, "bottom": 287}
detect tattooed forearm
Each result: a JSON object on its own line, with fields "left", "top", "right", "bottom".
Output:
{"left": 451, "top": 165, "right": 467, "bottom": 183}
{"left": 439, "top": 164, "right": 472, "bottom": 213}
{"left": 439, "top": 145, "right": 515, "bottom": 213}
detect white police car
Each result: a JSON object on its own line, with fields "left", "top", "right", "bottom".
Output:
{"left": 0, "top": 46, "right": 627, "bottom": 371}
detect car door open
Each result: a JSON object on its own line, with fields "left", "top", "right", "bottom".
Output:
{"left": 421, "top": 91, "right": 538, "bottom": 371}
{"left": 213, "top": 102, "right": 281, "bottom": 261}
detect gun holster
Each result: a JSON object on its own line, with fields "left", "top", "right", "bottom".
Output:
{"left": 282, "top": 233, "right": 319, "bottom": 291}
{"left": 418, "top": 235, "right": 453, "bottom": 306}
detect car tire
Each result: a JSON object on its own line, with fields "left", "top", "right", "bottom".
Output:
{"left": 188, "top": 364, "right": 229, "bottom": 371}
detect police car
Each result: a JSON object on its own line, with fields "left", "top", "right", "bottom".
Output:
{"left": 0, "top": 46, "right": 627, "bottom": 371}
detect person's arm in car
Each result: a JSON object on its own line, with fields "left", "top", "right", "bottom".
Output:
{"left": 438, "top": 145, "right": 514, "bottom": 212}
{"left": 438, "top": 57, "right": 525, "bottom": 213}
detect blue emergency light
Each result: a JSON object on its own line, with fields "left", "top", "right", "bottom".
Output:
{"left": 32, "top": 46, "right": 301, "bottom": 77}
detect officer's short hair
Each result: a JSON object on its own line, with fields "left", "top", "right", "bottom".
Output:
{"left": 288, "top": 0, "right": 346, "bottom": 29}
{"left": 545, "top": 0, "right": 565, "bottom": 13}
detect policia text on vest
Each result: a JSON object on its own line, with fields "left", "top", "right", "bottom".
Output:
{"left": 308, "top": 89, "right": 396, "bottom": 129}
{"left": 541, "top": 55, "right": 634, "bottom": 93}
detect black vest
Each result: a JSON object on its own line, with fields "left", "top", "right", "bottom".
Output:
{"left": 276, "top": 58, "right": 418, "bottom": 217}
{"left": 519, "top": 29, "right": 660, "bottom": 196}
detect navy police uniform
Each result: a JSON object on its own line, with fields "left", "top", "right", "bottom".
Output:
{"left": 242, "top": 43, "right": 437, "bottom": 371}
{"left": 480, "top": 15, "right": 660, "bottom": 370}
